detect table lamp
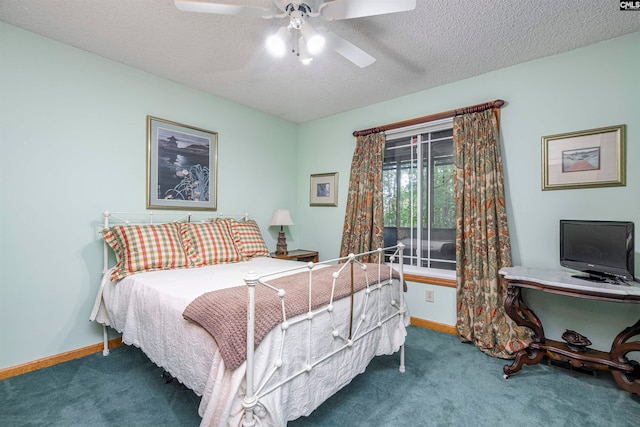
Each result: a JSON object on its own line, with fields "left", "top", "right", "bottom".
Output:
{"left": 270, "top": 209, "right": 294, "bottom": 255}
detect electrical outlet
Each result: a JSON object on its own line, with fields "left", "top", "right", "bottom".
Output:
{"left": 425, "top": 289, "right": 434, "bottom": 303}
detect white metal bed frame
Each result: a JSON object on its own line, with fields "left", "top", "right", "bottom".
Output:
{"left": 98, "top": 211, "right": 407, "bottom": 426}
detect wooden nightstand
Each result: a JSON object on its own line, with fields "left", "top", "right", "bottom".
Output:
{"left": 272, "top": 249, "right": 319, "bottom": 263}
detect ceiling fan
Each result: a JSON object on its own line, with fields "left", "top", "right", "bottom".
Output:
{"left": 174, "top": 0, "right": 417, "bottom": 67}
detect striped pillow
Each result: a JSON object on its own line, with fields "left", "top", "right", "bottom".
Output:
{"left": 180, "top": 220, "right": 245, "bottom": 266}
{"left": 231, "top": 219, "right": 271, "bottom": 258}
{"left": 102, "top": 223, "right": 190, "bottom": 281}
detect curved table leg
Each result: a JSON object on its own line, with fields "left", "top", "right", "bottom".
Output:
{"left": 503, "top": 284, "right": 545, "bottom": 377}
{"left": 610, "top": 318, "right": 640, "bottom": 395}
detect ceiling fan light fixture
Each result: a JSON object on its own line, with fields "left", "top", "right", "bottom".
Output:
{"left": 266, "top": 26, "right": 291, "bottom": 57}
{"left": 300, "top": 22, "right": 325, "bottom": 55}
{"left": 175, "top": 0, "right": 418, "bottom": 67}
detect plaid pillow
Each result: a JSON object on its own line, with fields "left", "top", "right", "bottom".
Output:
{"left": 102, "top": 223, "right": 190, "bottom": 281}
{"left": 180, "top": 220, "right": 245, "bottom": 266}
{"left": 231, "top": 219, "right": 271, "bottom": 258}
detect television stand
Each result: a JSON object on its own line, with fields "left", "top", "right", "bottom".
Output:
{"left": 499, "top": 267, "right": 640, "bottom": 395}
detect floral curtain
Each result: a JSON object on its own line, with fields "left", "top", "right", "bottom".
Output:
{"left": 453, "top": 109, "right": 532, "bottom": 359}
{"left": 339, "top": 132, "right": 385, "bottom": 263}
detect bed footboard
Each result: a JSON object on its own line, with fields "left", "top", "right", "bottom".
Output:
{"left": 242, "top": 244, "right": 406, "bottom": 426}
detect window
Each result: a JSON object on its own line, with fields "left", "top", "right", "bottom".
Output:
{"left": 382, "top": 119, "right": 456, "bottom": 271}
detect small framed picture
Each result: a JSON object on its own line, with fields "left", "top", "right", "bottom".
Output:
{"left": 147, "top": 116, "right": 218, "bottom": 210}
{"left": 541, "top": 125, "right": 625, "bottom": 190}
{"left": 310, "top": 172, "right": 338, "bottom": 206}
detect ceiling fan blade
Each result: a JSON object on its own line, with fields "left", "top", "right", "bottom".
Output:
{"left": 322, "top": 30, "right": 375, "bottom": 68}
{"left": 175, "top": 1, "right": 275, "bottom": 18}
{"left": 319, "top": 0, "right": 416, "bottom": 21}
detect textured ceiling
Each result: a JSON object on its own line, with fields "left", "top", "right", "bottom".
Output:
{"left": 1, "top": 1, "right": 639, "bottom": 123}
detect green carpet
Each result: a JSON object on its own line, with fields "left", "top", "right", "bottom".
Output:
{"left": 1, "top": 326, "right": 638, "bottom": 426}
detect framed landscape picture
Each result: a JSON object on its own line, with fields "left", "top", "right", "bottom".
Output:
{"left": 541, "top": 125, "right": 625, "bottom": 191}
{"left": 147, "top": 116, "right": 218, "bottom": 210}
{"left": 310, "top": 172, "right": 338, "bottom": 206}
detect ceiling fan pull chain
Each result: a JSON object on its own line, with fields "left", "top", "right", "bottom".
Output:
{"left": 292, "top": 33, "right": 300, "bottom": 57}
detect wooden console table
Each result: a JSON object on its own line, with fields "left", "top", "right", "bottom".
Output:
{"left": 500, "top": 266, "right": 640, "bottom": 395}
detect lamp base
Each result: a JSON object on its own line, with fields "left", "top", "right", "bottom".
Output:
{"left": 275, "top": 231, "right": 288, "bottom": 255}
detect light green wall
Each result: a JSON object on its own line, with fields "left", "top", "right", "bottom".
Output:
{"left": 0, "top": 23, "right": 298, "bottom": 369}
{"left": 2, "top": 21, "right": 639, "bottom": 370}
{"left": 297, "top": 32, "right": 640, "bottom": 349}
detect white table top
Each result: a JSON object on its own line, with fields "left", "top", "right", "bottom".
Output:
{"left": 499, "top": 266, "right": 640, "bottom": 298}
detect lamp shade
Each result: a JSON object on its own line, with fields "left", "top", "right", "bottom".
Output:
{"left": 270, "top": 209, "right": 294, "bottom": 227}
{"left": 266, "top": 26, "right": 291, "bottom": 58}
{"left": 300, "top": 22, "right": 325, "bottom": 55}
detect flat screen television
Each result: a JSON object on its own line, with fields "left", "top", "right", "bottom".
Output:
{"left": 560, "top": 220, "right": 635, "bottom": 282}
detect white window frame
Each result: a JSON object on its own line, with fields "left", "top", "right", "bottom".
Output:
{"left": 384, "top": 117, "right": 456, "bottom": 279}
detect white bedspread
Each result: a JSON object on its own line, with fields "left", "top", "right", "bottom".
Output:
{"left": 90, "top": 258, "right": 408, "bottom": 427}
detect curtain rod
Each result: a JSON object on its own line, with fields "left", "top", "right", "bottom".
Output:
{"left": 352, "top": 99, "right": 505, "bottom": 137}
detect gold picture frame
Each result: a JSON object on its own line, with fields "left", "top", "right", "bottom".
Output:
{"left": 541, "top": 125, "right": 625, "bottom": 191}
{"left": 310, "top": 172, "right": 338, "bottom": 206}
{"left": 147, "top": 116, "right": 218, "bottom": 210}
